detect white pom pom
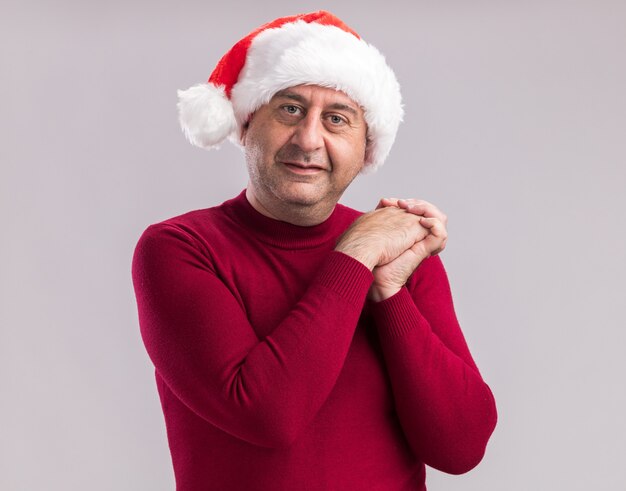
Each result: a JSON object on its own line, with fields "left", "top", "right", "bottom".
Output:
{"left": 176, "top": 83, "right": 237, "bottom": 149}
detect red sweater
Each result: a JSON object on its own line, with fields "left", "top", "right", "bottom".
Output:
{"left": 131, "top": 190, "right": 497, "bottom": 490}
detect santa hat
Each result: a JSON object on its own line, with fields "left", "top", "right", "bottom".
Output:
{"left": 177, "top": 10, "right": 403, "bottom": 172}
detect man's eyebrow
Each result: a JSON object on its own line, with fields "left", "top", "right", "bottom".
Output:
{"left": 273, "top": 90, "right": 307, "bottom": 104}
{"left": 272, "top": 90, "right": 359, "bottom": 116}
{"left": 327, "top": 102, "right": 358, "bottom": 116}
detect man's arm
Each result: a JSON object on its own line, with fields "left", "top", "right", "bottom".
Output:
{"left": 368, "top": 199, "right": 497, "bottom": 474}
{"left": 370, "top": 257, "right": 497, "bottom": 474}
{"left": 132, "top": 223, "right": 372, "bottom": 449}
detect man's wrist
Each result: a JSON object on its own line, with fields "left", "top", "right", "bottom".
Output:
{"left": 334, "top": 243, "right": 378, "bottom": 271}
{"left": 368, "top": 285, "right": 402, "bottom": 302}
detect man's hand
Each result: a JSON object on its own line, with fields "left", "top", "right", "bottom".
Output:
{"left": 368, "top": 198, "right": 449, "bottom": 302}
{"left": 335, "top": 206, "right": 429, "bottom": 271}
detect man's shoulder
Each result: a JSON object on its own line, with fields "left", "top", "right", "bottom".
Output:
{"left": 153, "top": 206, "right": 221, "bottom": 229}
{"left": 144, "top": 206, "right": 221, "bottom": 233}
{"left": 135, "top": 195, "right": 241, "bottom": 248}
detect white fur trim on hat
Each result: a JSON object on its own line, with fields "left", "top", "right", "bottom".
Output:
{"left": 177, "top": 83, "right": 237, "bottom": 149}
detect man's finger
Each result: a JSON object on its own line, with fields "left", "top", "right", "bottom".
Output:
{"left": 418, "top": 217, "right": 445, "bottom": 235}
{"left": 396, "top": 199, "right": 445, "bottom": 219}
{"left": 405, "top": 202, "right": 447, "bottom": 225}
{"left": 418, "top": 217, "right": 448, "bottom": 255}
{"left": 377, "top": 198, "right": 448, "bottom": 228}
{"left": 375, "top": 197, "right": 399, "bottom": 209}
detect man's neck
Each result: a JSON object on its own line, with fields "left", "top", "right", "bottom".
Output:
{"left": 245, "top": 187, "right": 335, "bottom": 227}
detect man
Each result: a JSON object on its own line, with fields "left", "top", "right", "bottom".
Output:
{"left": 132, "top": 11, "right": 497, "bottom": 490}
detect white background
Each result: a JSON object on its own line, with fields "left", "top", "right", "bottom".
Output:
{"left": 2, "top": 1, "right": 625, "bottom": 489}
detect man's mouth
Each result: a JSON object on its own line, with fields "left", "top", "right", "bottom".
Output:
{"left": 281, "top": 161, "right": 327, "bottom": 174}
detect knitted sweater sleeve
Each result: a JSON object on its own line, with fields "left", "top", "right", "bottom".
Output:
{"left": 131, "top": 223, "right": 373, "bottom": 449}
{"left": 369, "top": 255, "right": 497, "bottom": 475}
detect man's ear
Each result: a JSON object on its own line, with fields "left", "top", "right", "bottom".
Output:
{"left": 240, "top": 113, "right": 255, "bottom": 145}
{"left": 239, "top": 121, "right": 249, "bottom": 145}
{"left": 363, "top": 133, "right": 373, "bottom": 162}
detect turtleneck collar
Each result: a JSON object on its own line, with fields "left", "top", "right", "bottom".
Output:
{"left": 222, "top": 189, "right": 350, "bottom": 250}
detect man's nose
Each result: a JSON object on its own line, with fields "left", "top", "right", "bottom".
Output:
{"left": 290, "top": 112, "right": 324, "bottom": 153}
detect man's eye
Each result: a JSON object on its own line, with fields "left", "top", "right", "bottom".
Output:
{"left": 283, "top": 105, "right": 300, "bottom": 114}
{"left": 329, "top": 115, "right": 345, "bottom": 125}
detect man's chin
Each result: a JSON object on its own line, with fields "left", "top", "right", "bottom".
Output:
{"left": 275, "top": 183, "right": 329, "bottom": 207}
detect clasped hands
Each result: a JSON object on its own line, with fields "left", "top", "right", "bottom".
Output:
{"left": 335, "top": 198, "right": 448, "bottom": 302}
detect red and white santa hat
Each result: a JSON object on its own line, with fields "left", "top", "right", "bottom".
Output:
{"left": 177, "top": 10, "right": 403, "bottom": 172}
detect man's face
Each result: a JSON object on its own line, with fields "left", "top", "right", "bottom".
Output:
{"left": 241, "top": 84, "right": 368, "bottom": 221}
